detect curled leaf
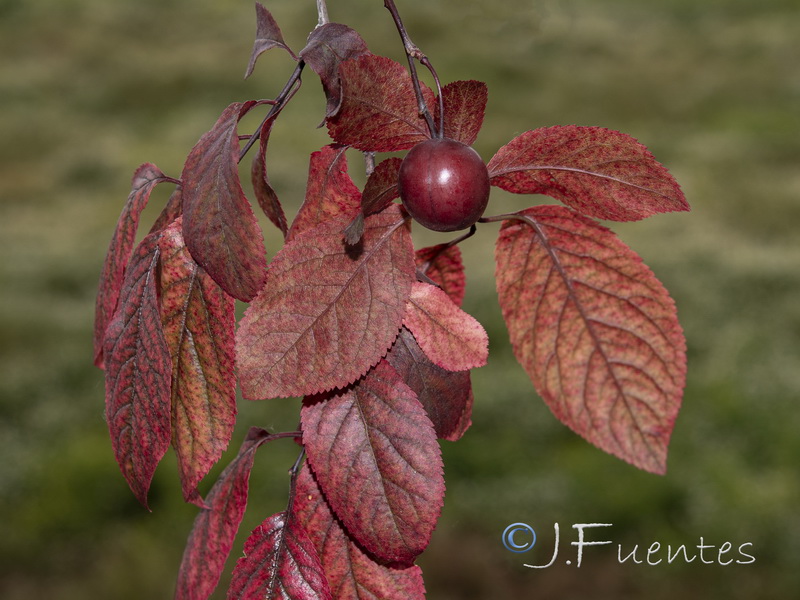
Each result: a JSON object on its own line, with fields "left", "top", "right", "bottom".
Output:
{"left": 94, "top": 163, "right": 171, "bottom": 368}
{"left": 487, "top": 126, "right": 689, "bottom": 221}
{"left": 245, "top": 2, "right": 296, "bottom": 79}
{"left": 300, "top": 361, "right": 444, "bottom": 566}
{"left": 299, "top": 22, "right": 369, "bottom": 119}
{"left": 494, "top": 205, "right": 687, "bottom": 473}
{"left": 237, "top": 206, "right": 415, "bottom": 400}
{"left": 181, "top": 102, "right": 268, "bottom": 302}
{"left": 251, "top": 118, "right": 289, "bottom": 238}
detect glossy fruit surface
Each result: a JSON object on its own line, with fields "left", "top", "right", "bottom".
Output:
{"left": 397, "top": 138, "right": 490, "bottom": 232}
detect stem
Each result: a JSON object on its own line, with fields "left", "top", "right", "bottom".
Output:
{"left": 364, "top": 151, "right": 376, "bottom": 177}
{"left": 316, "top": 0, "right": 329, "bottom": 27}
{"left": 383, "top": 0, "right": 444, "bottom": 138}
{"left": 238, "top": 61, "right": 305, "bottom": 162}
{"left": 285, "top": 447, "right": 306, "bottom": 514}
{"left": 418, "top": 224, "right": 477, "bottom": 274}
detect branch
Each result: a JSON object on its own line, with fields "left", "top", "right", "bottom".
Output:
{"left": 238, "top": 61, "right": 305, "bottom": 162}
{"left": 383, "top": 0, "right": 444, "bottom": 138}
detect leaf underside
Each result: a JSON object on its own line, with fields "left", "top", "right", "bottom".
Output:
{"left": 103, "top": 232, "right": 171, "bottom": 508}
{"left": 159, "top": 219, "right": 237, "bottom": 504}
{"left": 434, "top": 80, "right": 488, "bottom": 147}
{"left": 495, "top": 205, "right": 686, "bottom": 473}
{"left": 386, "top": 327, "right": 473, "bottom": 441}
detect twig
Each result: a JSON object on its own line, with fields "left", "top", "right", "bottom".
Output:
{"left": 316, "top": 0, "right": 329, "bottom": 27}
{"left": 238, "top": 61, "right": 305, "bottom": 162}
{"left": 383, "top": 0, "right": 444, "bottom": 138}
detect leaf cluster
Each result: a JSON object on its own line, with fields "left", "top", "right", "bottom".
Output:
{"left": 94, "top": 3, "right": 689, "bottom": 597}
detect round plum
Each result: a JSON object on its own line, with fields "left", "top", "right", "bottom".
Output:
{"left": 397, "top": 137, "right": 490, "bottom": 232}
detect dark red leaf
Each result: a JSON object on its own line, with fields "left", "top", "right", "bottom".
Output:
{"left": 344, "top": 157, "right": 402, "bottom": 245}
{"left": 181, "top": 102, "right": 268, "bottom": 302}
{"left": 237, "top": 206, "right": 415, "bottom": 399}
{"left": 300, "top": 361, "right": 444, "bottom": 566}
{"left": 415, "top": 244, "right": 465, "bottom": 307}
{"left": 244, "top": 2, "right": 296, "bottom": 79}
{"left": 361, "top": 157, "right": 401, "bottom": 216}
{"left": 434, "top": 80, "right": 487, "bottom": 146}
{"left": 175, "top": 427, "right": 271, "bottom": 600}
{"left": 494, "top": 205, "right": 687, "bottom": 473}
{"left": 227, "top": 511, "right": 331, "bottom": 600}
{"left": 94, "top": 163, "right": 171, "bottom": 368}
{"left": 299, "top": 23, "right": 369, "bottom": 119}
{"left": 103, "top": 232, "right": 171, "bottom": 508}
{"left": 159, "top": 219, "right": 237, "bottom": 505}
{"left": 403, "top": 282, "right": 488, "bottom": 372}
{"left": 386, "top": 327, "right": 473, "bottom": 441}
{"left": 293, "top": 464, "right": 426, "bottom": 599}
{"left": 286, "top": 144, "right": 362, "bottom": 243}
{"left": 327, "top": 55, "right": 434, "bottom": 152}
{"left": 251, "top": 118, "right": 289, "bottom": 238}
{"left": 487, "top": 126, "right": 689, "bottom": 221}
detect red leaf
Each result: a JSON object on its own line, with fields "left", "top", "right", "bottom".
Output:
{"left": 300, "top": 361, "right": 444, "bottom": 566}
{"left": 228, "top": 512, "right": 331, "bottom": 600}
{"left": 494, "top": 205, "right": 687, "bottom": 473}
{"left": 344, "top": 157, "right": 402, "bottom": 245}
{"left": 487, "top": 126, "right": 689, "bottom": 221}
{"left": 293, "top": 464, "right": 426, "bottom": 599}
{"left": 299, "top": 23, "right": 369, "bottom": 119}
{"left": 103, "top": 232, "right": 171, "bottom": 508}
{"left": 327, "top": 55, "right": 434, "bottom": 152}
{"left": 434, "top": 80, "right": 487, "bottom": 146}
{"left": 403, "top": 282, "right": 488, "bottom": 372}
{"left": 237, "top": 206, "right": 415, "bottom": 399}
{"left": 159, "top": 219, "right": 237, "bottom": 504}
{"left": 94, "top": 163, "right": 171, "bottom": 368}
{"left": 251, "top": 118, "right": 289, "bottom": 238}
{"left": 361, "top": 157, "right": 401, "bottom": 216}
{"left": 244, "top": 2, "right": 297, "bottom": 79}
{"left": 386, "top": 327, "right": 473, "bottom": 441}
{"left": 181, "top": 102, "right": 268, "bottom": 302}
{"left": 287, "top": 144, "right": 362, "bottom": 243}
{"left": 175, "top": 427, "right": 271, "bottom": 600}
{"left": 415, "top": 244, "right": 466, "bottom": 307}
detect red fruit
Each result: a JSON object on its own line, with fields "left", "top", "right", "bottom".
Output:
{"left": 398, "top": 138, "right": 490, "bottom": 232}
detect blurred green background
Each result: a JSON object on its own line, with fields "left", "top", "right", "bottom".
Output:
{"left": 1, "top": 0, "right": 798, "bottom": 598}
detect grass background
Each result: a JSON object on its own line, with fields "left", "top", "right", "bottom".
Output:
{"left": 1, "top": 0, "right": 799, "bottom": 598}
